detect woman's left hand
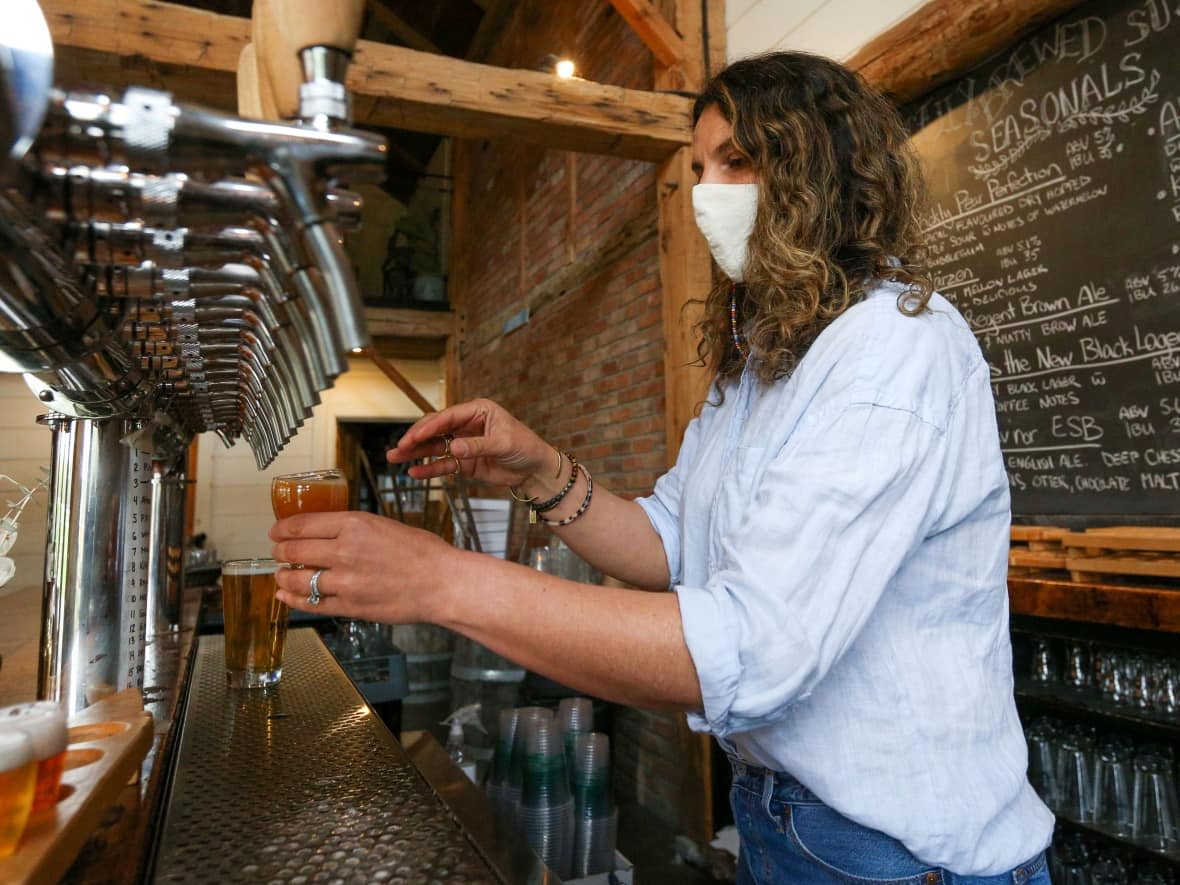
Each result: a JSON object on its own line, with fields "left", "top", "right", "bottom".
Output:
{"left": 269, "top": 511, "right": 455, "bottom": 622}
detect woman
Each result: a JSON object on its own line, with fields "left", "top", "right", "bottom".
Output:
{"left": 271, "top": 52, "right": 1054, "bottom": 882}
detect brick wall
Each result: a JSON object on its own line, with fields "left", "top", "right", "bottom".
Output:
{"left": 450, "top": 0, "right": 697, "bottom": 835}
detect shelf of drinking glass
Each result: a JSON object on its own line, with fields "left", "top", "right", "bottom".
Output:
{"left": 1055, "top": 815, "right": 1180, "bottom": 866}
{"left": 1015, "top": 679, "right": 1180, "bottom": 743}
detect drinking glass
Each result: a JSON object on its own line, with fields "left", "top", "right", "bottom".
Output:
{"left": 222, "top": 558, "right": 288, "bottom": 688}
{"left": 0, "top": 730, "right": 35, "bottom": 857}
{"left": 1026, "top": 717, "right": 1058, "bottom": 807}
{"left": 1055, "top": 726, "right": 1094, "bottom": 822}
{"left": 1030, "top": 637, "right": 1056, "bottom": 684}
{"left": 1130, "top": 750, "right": 1179, "bottom": 851}
{"left": 1063, "top": 641, "right": 1092, "bottom": 691}
{"left": 0, "top": 702, "right": 67, "bottom": 813}
{"left": 1091, "top": 738, "right": 1133, "bottom": 837}
{"left": 271, "top": 469, "right": 348, "bottom": 519}
{"left": 1151, "top": 658, "right": 1178, "bottom": 717}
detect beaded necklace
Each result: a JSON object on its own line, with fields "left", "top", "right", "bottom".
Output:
{"left": 729, "top": 284, "right": 745, "bottom": 358}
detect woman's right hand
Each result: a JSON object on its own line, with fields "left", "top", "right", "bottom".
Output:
{"left": 387, "top": 398, "right": 559, "bottom": 491}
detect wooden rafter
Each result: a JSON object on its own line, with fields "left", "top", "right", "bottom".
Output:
{"left": 847, "top": 0, "right": 1086, "bottom": 102}
{"left": 364, "top": 0, "right": 441, "bottom": 55}
{"left": 606, "top": 0, "right": 685, "bottom": 68}
{"left": 365, "top": 349, "right": 437, "bottom": 413}
{"left": 465, "top": 0, "right": 515, "bottom": 62}
{"left": 40, "top": 0, "right": 691, "bottom": 163}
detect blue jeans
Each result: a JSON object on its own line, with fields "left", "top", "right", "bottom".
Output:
{"left": 728, "top": 758, "right": 1050, "bottom": 884}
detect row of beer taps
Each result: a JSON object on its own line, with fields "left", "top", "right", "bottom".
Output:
{"left": 0, "top": 0, "right": 385, "bottom": 466}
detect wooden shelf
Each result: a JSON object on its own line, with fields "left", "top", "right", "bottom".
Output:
{"left": 1008, "top": 576, "right": 1180, "bottom": 634}
{"left": 1015, "top": 683, "right": 1180, "bottom": 743}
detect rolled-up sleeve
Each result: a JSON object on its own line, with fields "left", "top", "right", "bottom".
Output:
{"left": 677, "top": 400, "right": 947, "bottom": 737}
{"left": 635, "top": 406, "right": 711, "bottom": 588}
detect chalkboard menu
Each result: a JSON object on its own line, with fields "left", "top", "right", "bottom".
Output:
{"left": 906, "top": 0, "right": 1180, "bottom": 519}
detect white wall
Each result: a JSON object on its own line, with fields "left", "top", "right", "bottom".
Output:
{"left": 192, "top": 355, "right": 445, "bottom": 562}
{"left": 727, "top": 0, "right": 925, "bottom": 62}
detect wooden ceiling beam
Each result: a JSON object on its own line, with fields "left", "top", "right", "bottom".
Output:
{"left": 40, "top": 0, "right": 690, "bottom": 162}
{"left": 606, "top": 0, "right": 686, "bottom": 68}
{"left": 846, "top": 0, "right": 1086, "bottom": 103}
{"left": 364, "top": 306, "right": 455, "bottom": 339}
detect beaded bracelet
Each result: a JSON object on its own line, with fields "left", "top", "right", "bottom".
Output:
{"left": 532, "top": 452, "right": 579, "bottom": 514}
{"left": 538, "top": 465, "right": 593, "bottom": 527}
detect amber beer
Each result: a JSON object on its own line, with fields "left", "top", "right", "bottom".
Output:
{"left": 222, "top": 558, "right": 288, "bottom": 688}
{"left": 271, "top": 469, "right": 348, "bottom": 518}
{"left": 0, "top": 730, "right": 35, "bottom": 857}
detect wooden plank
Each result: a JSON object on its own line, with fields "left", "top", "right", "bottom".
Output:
{"left": 1060, "top": 526, "right": 1180, "bottom": 554}
{"left": 1009, "top": 576, "right": 1180, "bottom": 633}
{"left": 1008, "top": 549, "right": 1067, "bottom": 569}
{"left": 846, "top": 0, "right": 1087, "bottom": 104}
{"left": 1066, "top": 553, "right": 1180, "bottom": 581}
{"left": 607, "top": 0, "right": 686, "bottom": 68}
{"left": 42, "top": 0, "right": 692, "bottom": 163}
{"left": 347, "top": 44, "right": 692, "bottom": 162}
{"left": 364, "top": 307, "right": 455, "bottom": 339}
{"left": 1010, "top": 525, "right": 1067, "bottom": 544}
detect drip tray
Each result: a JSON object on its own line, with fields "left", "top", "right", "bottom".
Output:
{"left": 151, "top": 628, "right": 543, "bottom": 883}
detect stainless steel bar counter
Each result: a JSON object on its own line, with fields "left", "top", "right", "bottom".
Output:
{"left": 149, "top": 628, "right": 553, "bottom": 884}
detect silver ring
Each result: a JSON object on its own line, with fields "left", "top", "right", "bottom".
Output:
{"left": 307, "top": 568, "right": 324, "bottom": 606}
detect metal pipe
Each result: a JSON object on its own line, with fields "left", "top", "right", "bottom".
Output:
{"left": 38, "top": 414, "right": 151, "bottom": 714}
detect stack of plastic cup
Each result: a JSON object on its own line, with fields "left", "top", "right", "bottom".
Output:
{"left": 570, "top": 731, "right": 617, "bottom": 877}
{"left": 506, "top": 706, "right": 552, "bottom": 830}
{"left": 2, "top": 702, "right": 68, "bottom": 813}
{"left": 486, "top": 706, "right": 520, "bottom": 819}
{"left": 0, "top": 730, "right": 36, "bottom": 858}
{"left": 518, "top": 716, "right": 574, "bottom": 879}
{"left": 557, "top": 697, "right": 593, "bottom": 785}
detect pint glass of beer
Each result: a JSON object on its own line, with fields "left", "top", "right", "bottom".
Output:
{"left": 221, "top": 558, "right": 288, "bottom": 689}
{"left": 271, "top": 469, "right": 348, "bottom": 519}
{"left": 0, "top": 729, "right": 36, "bottom": 857}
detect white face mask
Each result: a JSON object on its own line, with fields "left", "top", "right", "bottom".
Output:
{"left": 692, "top": 183, "right": 759, "bottom": 282}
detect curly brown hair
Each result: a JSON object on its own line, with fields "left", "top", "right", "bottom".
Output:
{"left": 692, "top": 52, "right": 933, "bottom": 387}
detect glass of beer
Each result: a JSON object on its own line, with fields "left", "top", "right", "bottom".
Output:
{"left": 271, "top": 469, "right": 348, "bottom": 519}
{"left": 0, "top": 702, "right": 67, "bottom": 813}
{"left": 221, "top": 558, "right": 288, "bottom": 689}
{"left": 0, "top": 729, "right": 36, "bottom": 857}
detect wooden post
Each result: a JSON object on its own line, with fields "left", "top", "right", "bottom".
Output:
{"left": 446, "top": 138, "right": 473, "bottom": 406}
{"left": 650, "top": 0, "right": 716, "bottom": 851}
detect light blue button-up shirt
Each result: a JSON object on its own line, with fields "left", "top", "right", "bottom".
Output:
{"left": 637, "top": 281, "right": 1054, "bottom": 875}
